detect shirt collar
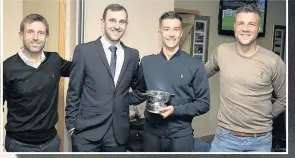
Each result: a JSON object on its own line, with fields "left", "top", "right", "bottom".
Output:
{"left": 160, "top": 48, "right": 182, "bottom": 60}
{"left": 101, "top": 36, "right": 122, "bottom": 50}
{"left": 18, "top": 48, "right": 46, "bottom": 65}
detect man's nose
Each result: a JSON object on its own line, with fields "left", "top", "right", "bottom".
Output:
{"left": 32, "top": 33, "right": 38, "bottom": 40}
{"left": 168, "top": 30, "right": 175, "bottom": 37}
{"left": 114, "top": 22, "right": 120, "bottom": 29}
{"left": 241, "top": 24, "right": 251, "bottom": 31}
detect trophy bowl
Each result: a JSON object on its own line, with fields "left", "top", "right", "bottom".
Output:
{"left": 143, "top": 90, "right": 174, "bottom": 114}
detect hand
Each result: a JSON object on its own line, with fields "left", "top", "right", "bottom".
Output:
{"left": 159, "top": 105, "right": 174, "bottom": 119}
{"left": 69, "top": 128, "right": 75, "bottom": 136}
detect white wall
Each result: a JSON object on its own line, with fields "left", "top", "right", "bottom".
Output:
{"left": 175, "top": 0, "right": 286, "bottom": 137}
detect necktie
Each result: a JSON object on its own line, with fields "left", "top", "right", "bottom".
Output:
{"left": 109, "top": 45, "right": 117, "bottom": 79}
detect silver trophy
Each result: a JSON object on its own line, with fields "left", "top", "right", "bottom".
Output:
{"left": 142, "top": 90, "right": 174, "bottom": 114}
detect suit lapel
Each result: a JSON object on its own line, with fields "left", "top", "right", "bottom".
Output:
{"left": 95, "top": 37, "right": 115, "bottom": 86}
{"left": 115, "top": 44, "right": 129, "bottom": 92}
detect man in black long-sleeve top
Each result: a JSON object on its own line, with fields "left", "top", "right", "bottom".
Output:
{"left": 2, "top": 14, "right": 72, "bottom": 152}
{"left": 137, "top": 11, "right": 210, "bottom": 152}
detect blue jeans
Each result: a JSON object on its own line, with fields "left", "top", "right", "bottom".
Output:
{"left": 210, "top": 126, "right": 272, "bottom": 152}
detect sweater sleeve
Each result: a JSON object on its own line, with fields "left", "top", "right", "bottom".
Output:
{"left": 271, "top": 58, "right": 286, "bottom": 117}
{"left": 205, "top": 47, "right": 220, "bottom": 77}
{"left": 3, "top": 69, "right": 9, "bottom": 110}
{"left": 59, "top": 54, "right": 73, "bottom": 77}
{"left": 3, "top": 72, "right": 8, "bottom": 105}
{"left": 172, "top": 62, "right": 210, "bottom": 117}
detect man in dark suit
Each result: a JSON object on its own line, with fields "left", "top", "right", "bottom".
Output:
{"left": 65, "top": 4, "right": 145, "bottom": 152}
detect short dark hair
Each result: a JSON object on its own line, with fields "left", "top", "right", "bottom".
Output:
{"left": 20, "top": 14, "right": 49, "bottom": 35}
{"left": 235, "top": 4, "right": 261, "bottom": 23}
{"left": 102, "top": 4, "right": 128, "bottom": 20}
{"left": 159, "top": 11, "right": 182, "bottom": 26}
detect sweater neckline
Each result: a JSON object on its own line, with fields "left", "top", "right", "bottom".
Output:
{"left": 16, "top": 52, "right": 50, "bottom": 70}
{"left": 234, "top": 43, "right": 260, "bottom": 59}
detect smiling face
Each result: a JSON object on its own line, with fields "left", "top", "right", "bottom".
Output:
{"left": 101, "top": 9, "right": 128, "bottom": 44}
{"left": 19, "top": 21, "right": 47, "bottom": 54}
{"left": 234, "top": 12, "right": 260, "bottom": 47}
{"left": 159, "top": 18, "right": 183, "bottom": 50}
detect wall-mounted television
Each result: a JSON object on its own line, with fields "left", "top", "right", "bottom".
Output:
{"left": 218, "top": 0, "right": 268, "bottom": 37}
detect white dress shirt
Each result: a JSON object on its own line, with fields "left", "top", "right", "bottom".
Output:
{"left": 18, "top": 48, "right": 46, "bottom": 68}
{"left": 101, "top": 36, "right": 124, "bottom": 86}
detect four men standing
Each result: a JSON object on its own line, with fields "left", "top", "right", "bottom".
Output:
{"left": 2, "top": 3, "right": 286, "bottom": 153}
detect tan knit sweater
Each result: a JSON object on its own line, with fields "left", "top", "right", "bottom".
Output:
{"left": 205, "top": 42, "right": 286, "bottom": 133}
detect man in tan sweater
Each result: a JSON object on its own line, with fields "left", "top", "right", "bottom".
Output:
{"left": 206, "top": 5, "right": 286, "bottom": 152}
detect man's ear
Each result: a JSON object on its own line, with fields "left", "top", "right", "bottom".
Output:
{"left": 158, "top": 30, "right": 161, "bottom": 38}
{"left": 19, "top": 32, "right": 23, "bottom": 40}
{"left": 101, "top": 18, "right": 105, "bottom": 27}
{"left": 180, "top": 29, "right": 183, "bottom": 39}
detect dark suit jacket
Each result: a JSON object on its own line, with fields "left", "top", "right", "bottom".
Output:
{"left": 65, "top": 37, "right": 145, "bottom": 145}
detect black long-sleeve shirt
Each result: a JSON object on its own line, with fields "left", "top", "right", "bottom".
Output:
{"left": 3, "top": 52, "right": 72, "bottom": 144}
{"left": 138, "top": 49, "right": 210, "bottom": 137}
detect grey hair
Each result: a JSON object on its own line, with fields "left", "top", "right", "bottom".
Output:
{"left": 235, "top": 4, "right": 261, "bottom": 24}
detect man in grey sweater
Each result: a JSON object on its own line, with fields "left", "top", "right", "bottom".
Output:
{"left": 206, "top": 5, "right": 286, "bottom": 152}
